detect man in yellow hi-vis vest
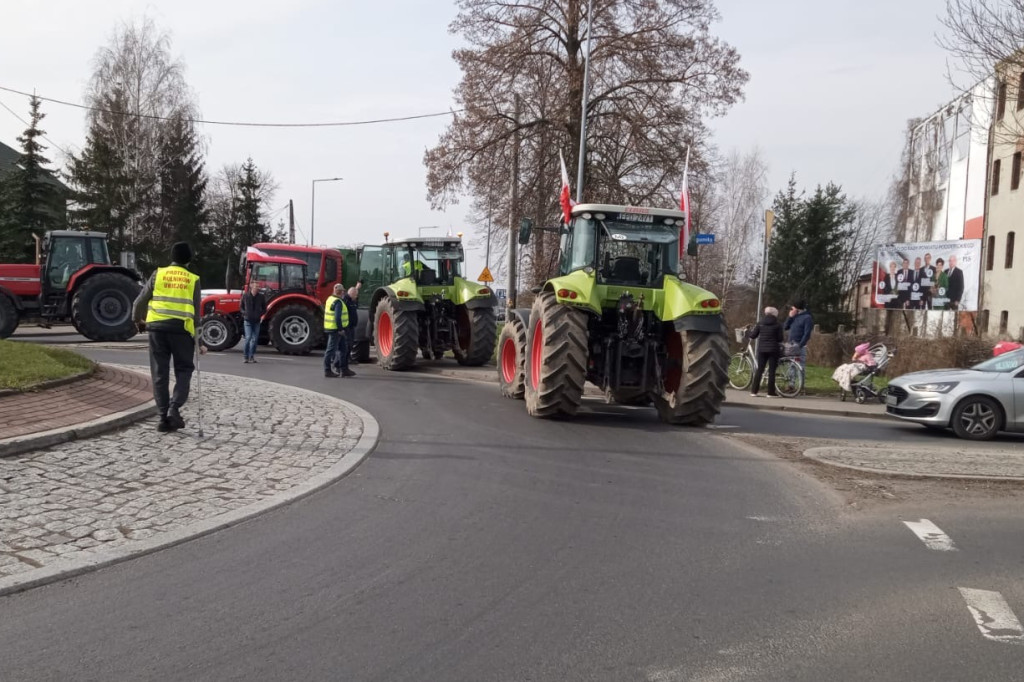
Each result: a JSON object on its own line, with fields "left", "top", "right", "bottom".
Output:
{"left": 323, "top": 283, "right": 355, "bottom": 378}
{"left": 133, "top": 242, "right": 206, "bottom": 432}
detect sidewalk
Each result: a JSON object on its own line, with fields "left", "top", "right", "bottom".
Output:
{"left": 0, "top": 366, "right": 157, "bottom": 457}
{"left": 0, "top": 369, "right": 377, "bottom": 596}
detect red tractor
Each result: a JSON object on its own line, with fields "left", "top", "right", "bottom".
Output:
{"left": 0, "top": 230, "right": 142, "bottom": 341}
{"left": 199, "top": 251, "right": 327, "bottom": 355}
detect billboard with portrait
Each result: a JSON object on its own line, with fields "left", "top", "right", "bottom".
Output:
{"left": 870, "top": 239, "right": 982, "bottom": 312}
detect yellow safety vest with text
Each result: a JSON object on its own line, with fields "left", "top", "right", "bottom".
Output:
{"left": 146, "top": 265, "right": 199, "bottom": 336}
{"left": 323, "top": 295, "right": 349, "bottom": 331}
{"left": 402, "top": 260, "right": 425, "bottom": 276}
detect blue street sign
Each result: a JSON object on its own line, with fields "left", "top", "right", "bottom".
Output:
{"left": 696, "top": 233, "right": 715, "bottom": 245}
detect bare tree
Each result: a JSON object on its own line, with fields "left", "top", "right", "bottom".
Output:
{"left": 684, "top": 148, "right": 768, "bottom": 304}
{"left": 425, "top": 0, "right": 747, "bottom": 290}
{"left": 84, "top": 18, "right": 198, "bottom": 250}
{"left": 837, "top": 198, "right": 895, "bottom": 317}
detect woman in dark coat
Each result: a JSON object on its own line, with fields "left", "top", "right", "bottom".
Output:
{"left": 747, "top": 306, "right": 785, "bottom": 397}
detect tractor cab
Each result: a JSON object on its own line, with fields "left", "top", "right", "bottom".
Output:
{"left": 558, "top": 206, "right": 682, "bottom": 288}
{"left": 243, "top": 252, "right": 310, "bottom": 300}
{"left": 41, "top": 231, "right": 113, "bottom": 294}
{"left": 358, "top": 238, "right": 465, "bottom": 303}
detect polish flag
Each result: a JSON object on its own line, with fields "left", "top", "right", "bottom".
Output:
{"left": 246, "top": 246, "right": 269, "bottom": 258}
{"left": 559, "top": 150, "right": 576, "bottom": 224}
{"left": 678, "top": 147, "right": 691, "bottom": 258}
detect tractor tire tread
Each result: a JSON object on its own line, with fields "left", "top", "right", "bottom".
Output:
{"left": 0, "top": 294, "right": 18, "bottom": 339}
{"left": 70, "top": 272, "right": 140, "bottom": 342}
{"left": 525, "top": 292, "right": 588, "bottom": 418}
{"left": 268, "top": 304, "right": 317, "bottom": 355}
{"left": 655, "top": 327, "right": 729, "bottom": 426}
{"left": 497, "top": 315, "right": 527, "bottom": 399}
{"left": 456, "top": 306, "right": 498, "bottom": 366}
{"left": 376, "top": 298, "right": 419, "bottom": 371}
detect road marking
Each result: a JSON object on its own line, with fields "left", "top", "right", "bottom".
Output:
{"left": 959, "top": 588, "right": 1024, "bottom": 645}
{"left": 746, "top": 515, "right": 778, "bottom": 522}
{"left": 706, "top": 424, "right": 739, "bottom": 430}
{"left": 903, "top": 519, "right": 958, "bottom": 551}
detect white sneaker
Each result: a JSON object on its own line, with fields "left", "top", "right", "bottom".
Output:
{"left": 765, "top": 394, "right": 779, "bottom": 399}
{"left": 750, "top": 393, "right": 759, "bottom": 397}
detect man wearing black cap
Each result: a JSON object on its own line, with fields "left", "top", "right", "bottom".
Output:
{"left": 132, "top": 242, "right": 206, "bottom": 432}
{"left": 784, "top": 299, "right": 813, "bottom": 367}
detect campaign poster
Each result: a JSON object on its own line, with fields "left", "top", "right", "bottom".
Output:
{"left": 870, "top": 239, "right": 982, "bottom": 312}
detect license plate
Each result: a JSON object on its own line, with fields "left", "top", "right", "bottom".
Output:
{"left": 886, "top": 394, "right": 898, "bottom": 406}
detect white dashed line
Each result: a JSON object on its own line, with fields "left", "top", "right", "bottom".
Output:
{"left": 706, "top": 424, "right": 739, "bottom": 430}
{"left": 903, "top": 519, "right": 958, "bottom": 551}
{"left": 959, "top": 588, "right": 1024, "bottom": 645}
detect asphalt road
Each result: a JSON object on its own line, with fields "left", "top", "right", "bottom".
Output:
{"left": 2, "top": 343, "right": 1024, "bottom": 681}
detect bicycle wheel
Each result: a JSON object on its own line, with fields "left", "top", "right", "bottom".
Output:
{"left": 775, "top": 358, "right": 804, "bottom": 398}
{"left": 728, "top": 353, "right": 753, "bottom": 390}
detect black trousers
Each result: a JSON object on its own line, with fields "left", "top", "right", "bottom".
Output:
{"left": 751, "top": 352, "right": 778, "bottom": 396}
{"left": 148, "top": 330, "right": 195, "bottom": 415}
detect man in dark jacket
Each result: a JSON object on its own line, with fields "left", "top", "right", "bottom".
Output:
{"left": 748, "top": 306, "right": 784, "bottom": 397}
{"left": 342, "top": 283, "right": 361, "bottom": 365}
{"left": 784, "top": 299, "right": 813, "bottom": 366}
{"left": 133, "top": 242, "right": 206, "bottom": 432}
{"left": 946, "top": 254, "right": 965, "bottom": 310}
{"left": 239, "top": 280, "right": 267, "bottom": 363}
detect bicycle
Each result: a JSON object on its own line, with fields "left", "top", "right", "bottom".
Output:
{"left": 728, "top": 332, "right": 804, "bottom": 398}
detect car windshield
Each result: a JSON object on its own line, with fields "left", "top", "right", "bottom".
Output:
{"left": 970, "top": 349, "right": 1024, "bottom": 373}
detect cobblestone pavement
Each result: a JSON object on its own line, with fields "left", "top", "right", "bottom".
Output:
{"left": 0, "top": 370, "right": 373, "bottom": 584}
{"left": 804, "top": 444, "right": 1024, "bottom": 480}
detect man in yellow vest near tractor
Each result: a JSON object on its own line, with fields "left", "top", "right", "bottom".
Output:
{"left": 133, "top": 242, "right": 206, "bottom": 432}
{"left": 323, "top": 283, "right": 355, "bottom": 378}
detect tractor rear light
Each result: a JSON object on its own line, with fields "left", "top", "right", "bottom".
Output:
{"left": 396, "top": 291, "right": 410, "bottom": 298}
{"left": 701, "top": 298, "right": 720, "bottom": 308}
{"left": 557, "top": 289, "right": 578, "bottom": 300}
{"left": 478, "top": 288, "right": 491, "bottom": 295}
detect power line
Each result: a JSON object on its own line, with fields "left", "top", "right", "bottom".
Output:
{"left": 0, "top": 84, "right": 463, "bottom": 128}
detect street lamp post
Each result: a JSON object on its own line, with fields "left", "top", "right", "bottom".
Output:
{"left": 310, "top": 177, "right": 343, "bottom": 246}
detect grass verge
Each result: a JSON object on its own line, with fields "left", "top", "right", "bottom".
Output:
{"left": 0, "top": 339, "right": 95, "bottom": 391}
{"left": 802, "top": 364, "right": 888, "bottom": 396}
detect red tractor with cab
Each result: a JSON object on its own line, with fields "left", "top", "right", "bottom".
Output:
{"left": 0, "top": 230, "right": 142, "bottom": 341}
{"left": 199, "top": 251, "right": 327, "bottom": 355}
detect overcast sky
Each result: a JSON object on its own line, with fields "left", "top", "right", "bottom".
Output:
{"left": 0, "top": 0, "right": 956, "bottom": 289}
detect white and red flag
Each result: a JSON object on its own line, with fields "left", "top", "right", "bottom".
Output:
{"left": 559, "top": 150, "right": 577, "bottom": 224}
{"left": 678, "top": 147, "right": 691, "bottom": 258}
{"left": 246, "top": 246, "right": 269, "bottom": 258}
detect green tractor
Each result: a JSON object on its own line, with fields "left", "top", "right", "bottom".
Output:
{"left": 355, "top": 236, "right": 498, "bottom": 370}
{"left": 498, "top": 204, "right": 729, "bottom": 425}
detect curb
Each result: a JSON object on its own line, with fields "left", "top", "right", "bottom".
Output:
{"left": 0, "top": 377, "right": 381, "bottom": 598}
{"left": 409, "top": 364, "right": 890, "bottom": 421}
{"left": 0, "top": 366, "right": 95, "bottom": 399}
{"left": 803, "top": 446, "right": 1024, "bottom": 482}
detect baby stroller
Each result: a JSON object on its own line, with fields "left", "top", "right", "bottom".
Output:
{"left": 838, "top": 343, "right": 894, "bottom": 404}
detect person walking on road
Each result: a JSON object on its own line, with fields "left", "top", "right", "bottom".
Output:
{"left": 342, "top": 283, "right": 361, "bottom": 365}
{"left": 133, "top": 242, "right": 206, "bottom": 432}
{"left": 748, "top": 306, "right": 784, "bottom": 398}
{"left": 240, "top": 280, "right": 266, "bottom": 364}
{"left": 784, "top": 299, "right": 813, "bottom": 366}
{"left": 323, "top": 284, "right": 355, "bottom": 378}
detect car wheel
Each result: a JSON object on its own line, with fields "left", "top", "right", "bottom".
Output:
{"left": 951, "top": 396, "right": 1003, "bottom": 441}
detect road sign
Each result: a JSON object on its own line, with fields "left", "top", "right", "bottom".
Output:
{"left": 478, "top": 267, "right": 494, "bottom": 283}
{"left": 696, "top": 233, "right": 715, "bottom": 245}
{"left": 495, "top": 288, "right": 507, "bottom": 299}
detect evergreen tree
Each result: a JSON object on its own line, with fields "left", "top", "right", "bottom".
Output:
{"left": 766, "top": 175, "right": 856, "bottom": 331}
{"left": 233, "top": 158, "right": 272, "bottom": 248}
{"left": 0, "top": 96, "right": 65, "bottom": 261}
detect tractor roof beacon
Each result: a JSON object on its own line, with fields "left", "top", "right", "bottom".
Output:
{"left": 497, "top": 203, "right": 729, "bottom": 425}
{"left": 0, "top": 230, "right": 142, "bottom": 341}
{"left": 355, "top": 235, "right": 498, "bottom": 370}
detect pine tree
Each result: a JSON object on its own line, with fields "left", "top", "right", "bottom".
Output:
{"left": 233, "top": 158, "right": 272, "bottom": 248}
{"left": 0, "top": 96, "right": 65, "bottom": 261}
{"left": 152, "top": 115, "right": 211, "bottom": 278}
{"left": 765, "top": 176, "right": 856, "bottom": 331}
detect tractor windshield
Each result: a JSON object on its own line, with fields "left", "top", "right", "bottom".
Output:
{"left": 401, "top": 246, "right": 463, "bottom": 285}
{"left": 563, "top": 214, "right": 680, "bottom": 285}
{"left": 248, "top": 262, "right": 308, "bottom": 296}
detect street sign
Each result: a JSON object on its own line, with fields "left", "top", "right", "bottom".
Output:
{"left": 478, "top": 267, "right": 494, "bottom": 283}
{"left": 495, "top": 288, "right": 507, "bottom": 299}
{"left": 696, "top": 233, "right": 715, "bottom": 245}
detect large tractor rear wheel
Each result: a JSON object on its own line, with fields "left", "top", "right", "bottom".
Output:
{"left": 200, "top": 313, "right": 240, "bottom": 352}
{"left": 524, "top": 292, "right": 588, "bottom": 418}
{"left": 653, "top": 325, "right": 729, "bottom": 426}
{"left": 375, "top": 297, "right": 418, "bottom": 371}
{"left": 454, "top": 305, "right": 497, "bottom": 366}
{"left": 71, "top": 272, "right": 140, "bottom": 342}
{"left": 268, "top": 304, "right": 316, "bottom": 355}
{"left": 497, "top": 314, "right": 526, "bottom": 399}
{"left": 0, "top": 294, "right": 18, "bottom": 339}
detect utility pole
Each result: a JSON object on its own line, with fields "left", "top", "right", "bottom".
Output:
{"left": 756, "top": 209, "right": 774, "bottom": 319}
{"left": 575, "top": 0, "right": 595, "bottom": 203}
{"left": 507, "top": 94, "right": 522, "bottom": 309}
{"left": 288, "top": 200, "right": 295, "bottom": 244}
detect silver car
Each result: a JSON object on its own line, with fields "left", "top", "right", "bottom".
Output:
{"left": 885, "top": 348, "right": 1024, "bottom": 440}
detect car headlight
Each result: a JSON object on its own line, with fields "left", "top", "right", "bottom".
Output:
{"left": 908, "top": 381, "right": 959, "bottom": 393}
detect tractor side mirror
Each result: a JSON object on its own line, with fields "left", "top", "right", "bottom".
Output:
{"left": 518, "top": 218, "right": 533, "bottom": 245}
